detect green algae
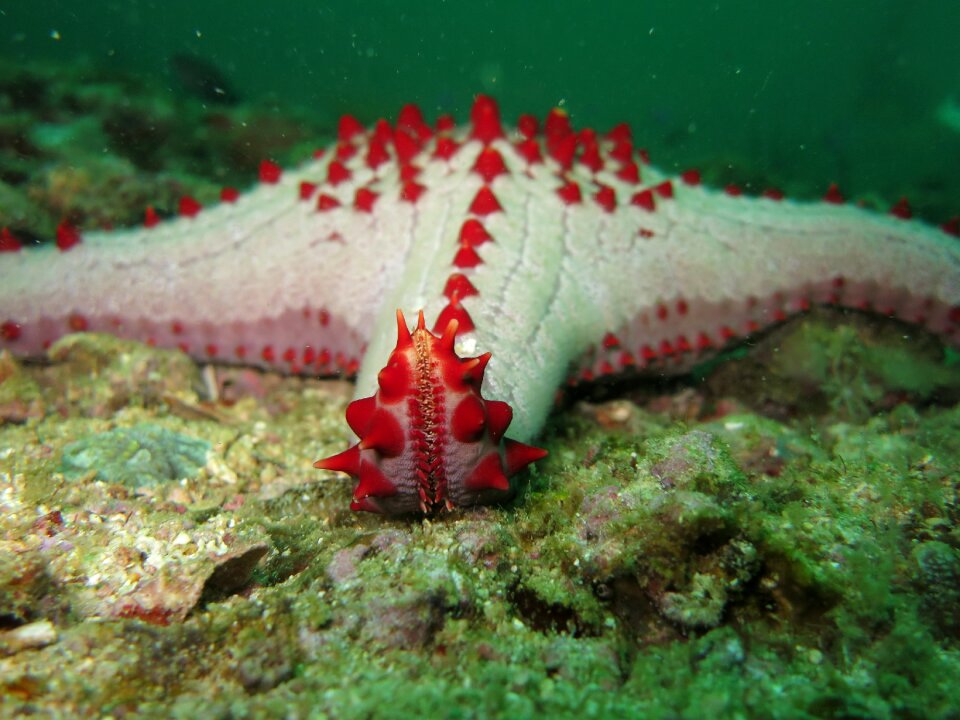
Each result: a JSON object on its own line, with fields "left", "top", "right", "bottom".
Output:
{"left": 1, "top": 323, "right": 959, "bottom": 718}
{"left": 912, "top": 541, "right": 960, "bottom": 637}
{"left": 0, "top": 352, "right": 44, "bottom": 424}
{"left": 60, "top": 423, "right": 211, "bottom": 487}
{"left": 704, "top": 309, "right": 960, "bottom": 424}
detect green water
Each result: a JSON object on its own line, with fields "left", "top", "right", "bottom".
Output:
{"left": 4, "top": 1, "right": 960, "bottom": 215}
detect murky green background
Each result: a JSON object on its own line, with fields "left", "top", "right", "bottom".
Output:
{"left": 4, "top": 1, "right": 959, "bottom": 207}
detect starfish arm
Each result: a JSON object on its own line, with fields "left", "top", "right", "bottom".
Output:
{"left": 452, "top": 164, "right": 960, "bottom": 442}
{"left": 0, "top": 158, "right": 411, "bottom": 372}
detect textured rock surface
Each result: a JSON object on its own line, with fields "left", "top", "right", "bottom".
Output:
{"left": 1, "top": 320, "right": 958, "bottom": 717}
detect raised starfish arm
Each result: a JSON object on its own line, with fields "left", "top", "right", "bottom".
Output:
{"left": 455, "top": 166, "right": 960, "bottom": 440}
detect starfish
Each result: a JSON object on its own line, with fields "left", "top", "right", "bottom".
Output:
{"left": 1, "top": 96, "right": 958, "bottom": 513}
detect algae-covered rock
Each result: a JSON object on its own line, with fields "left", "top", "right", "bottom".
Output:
{"left": 0, "top": 352, "right": 44, "bottom": 423}
{"left": 912, "top": 541, "right": 960, "bottom": 638}
{"left": 45, "top": 332, "right": 203, "bottom": 417}
{"left": 553, "top": 428, "right": 756, "bottom": 631}
{"left": 706, "top": 309, "right": 960, "bottom": 422}
{"left": 2, "top": 322, "right": 960, "bottom": 717}
{"left": 0, "top": 619, "right": 57, "bottom": 656}
{"left": 0, "top": 543, "right": 57, "bottom": 625}
{"left": 60, "top": 422, "right": 211, "bottom": 487}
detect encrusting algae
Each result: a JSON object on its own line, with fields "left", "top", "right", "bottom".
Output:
{"left": 1, "top": 312, "right": 958, "bottom": 717}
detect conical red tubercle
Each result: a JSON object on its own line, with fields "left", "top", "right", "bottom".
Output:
{"left": 314, "top": 308, "right": 546, "bottom": 514}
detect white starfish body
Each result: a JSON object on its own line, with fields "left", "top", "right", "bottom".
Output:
{"left": 1, "top": 97, "right": 958, "bottom": 450}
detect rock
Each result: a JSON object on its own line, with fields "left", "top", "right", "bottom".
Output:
{"left": 912, "top": 541, "right": 960, "bottom": 638}
{"left": 45, "top": 333, "right": 202, "bottom": 417}
{"left": 60, "top": 423, "right": 211, "bottom": 487}
{"left": 0, "top": 620, "right": 57, "bottom": 656}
